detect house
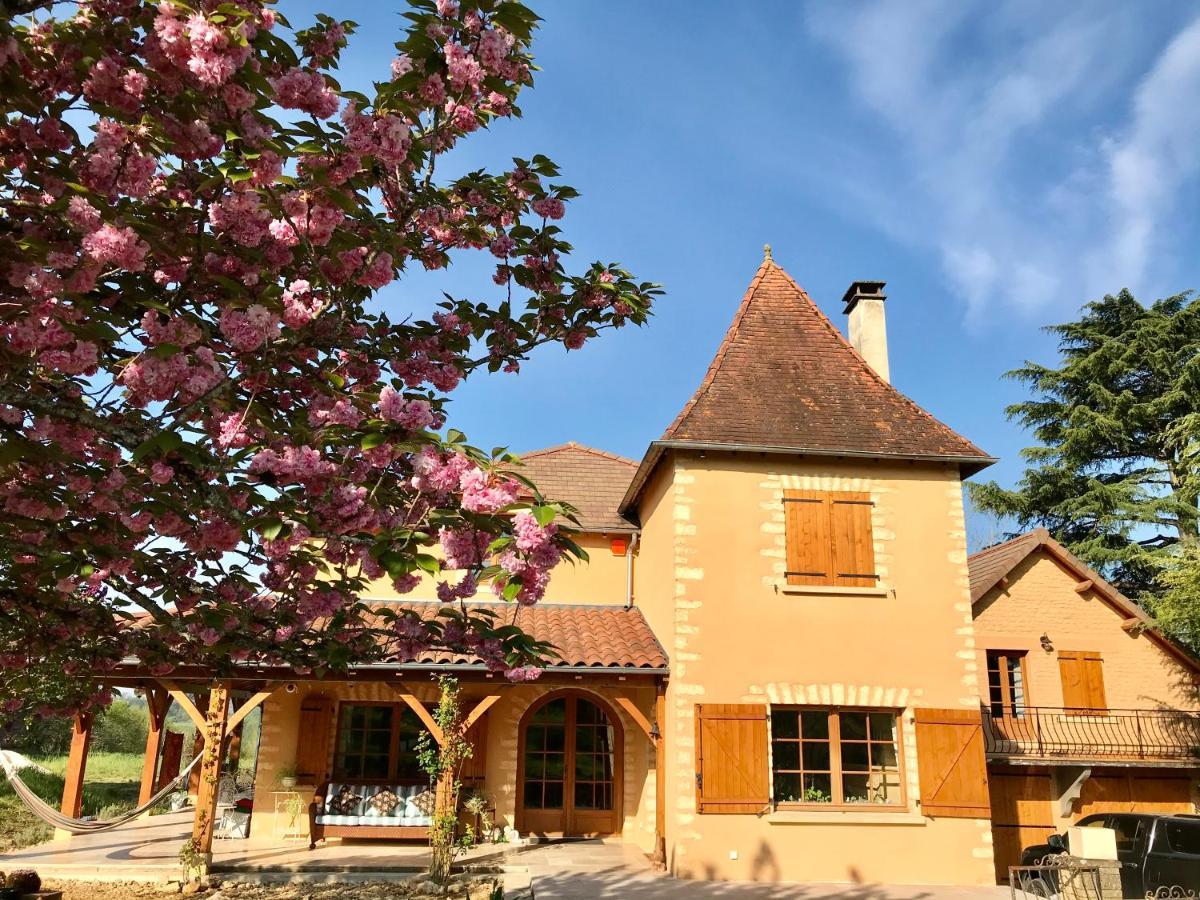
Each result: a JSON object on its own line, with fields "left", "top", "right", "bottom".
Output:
{"left": 56, "top": 249, "right": 1199, "bottom": 886}
{"left": 970, "top": 528, "right": 1200, "bottom": 881}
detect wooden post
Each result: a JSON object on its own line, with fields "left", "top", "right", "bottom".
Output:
{"left": 60, "top": 711, "right": 93, "bottom": 819}
{"left": 138, "top": 687, "right": 170, "bottom": 806}
{"left": 158, "top": 731, "right": 184, "bottom": 791}
{"left": 654, "top": 681, "right": 667, "bottom": 866}
{"left": 186, "top": 690, "right": 209, "bottom": 796}
{"left": 191, "top": 684, "right": 229, "bottom": 858}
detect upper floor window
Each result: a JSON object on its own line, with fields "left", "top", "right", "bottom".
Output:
{"left": 986, "top": 650, "right": 1028, "bottom": 718}
{"left": 783, "top": 490, "right": 877, "bottom": 587}
{"left": 770, "top": 708, "right": 902, "bottom": 807}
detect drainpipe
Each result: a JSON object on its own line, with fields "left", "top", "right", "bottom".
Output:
{"left": 625, "top": 531, "right": 640, "bottom": 608}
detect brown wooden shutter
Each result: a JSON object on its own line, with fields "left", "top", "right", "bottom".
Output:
{"left": 1058, "top": 651, "right": 1107, "bottom": 713}
{"left": 784, "top": 490, "right": 832, "bottom": 585}
{"left": 295, "top": 693, "right": 334, "bottom": 783}
{"left": 461, "top": 711, "right": 489, "bottom": 786}
{"left": 829, "top": 492, "right": 876, "bottom": 587}
{"left": 914, "top": 708, "right": 991, "bottom": 818}
{"left": 695, "top": 704, "right": 770, "bottom": 814}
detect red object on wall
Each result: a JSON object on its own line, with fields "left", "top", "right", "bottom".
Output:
{"left": 610, "top": 536, "right": 628, "bottom": 556}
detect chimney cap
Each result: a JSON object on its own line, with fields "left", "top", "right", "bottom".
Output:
{"left": 842, "top": 280, "right": 887, "bottom": 314}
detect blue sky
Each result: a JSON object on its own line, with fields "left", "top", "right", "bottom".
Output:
{"left": 297, "top": 0, "right": 1200, "bottom": 544}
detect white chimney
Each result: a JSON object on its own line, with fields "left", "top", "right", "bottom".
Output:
{"left": 843, "top": 280, "right": 889, "bottom": 382}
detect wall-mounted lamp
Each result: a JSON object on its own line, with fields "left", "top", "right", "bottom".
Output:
{"left": 649, "top": 721, "right": 661, "bottom": 742}
{"left": 1039, "top": 634, "right": 1054, "bottom": 653}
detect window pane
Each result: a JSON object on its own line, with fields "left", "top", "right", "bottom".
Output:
{"left": 576, "top": 726, "right": 596, "bottom": 752}
{"left": 544, "top": 782, "right": 564, "bottom": 809}
{"left": 801, "top": 741, "right": 830, "bottom": 770}
{"left": 840, "top": 712, "right": 867, "bottom": 740}
{"left": 771, "top": 710, "right": 799, "bottom": 739}
{"left": 841, "top": 741, "right": 869, "bottom": 771}
{"left": 363, "top": 754, "right": 390, "bottom": 779}
{"left": 843, "top": 774, "right": 871, "bottom": 803}
{"left": 772, "top": 741, "right": 800, "bottom": 770}
{"left": 575, "top": 753, "right": 597, "bottom": 780}
{"left": 546, "top": 726, "right": 566, "bottom": 752}
{"left": 574, "top": 782, "right": 595, "bottom": 810}
{"left": 523, "top": 781, "right": 543, "bottom": 809}
{"left": 774, "top": 772, "right": 801, "bottom": 803}
{"left": 872, "top": 742, "right": 898, "bottom": 770}
{"left": 534, "top": 699, "right": 567, "bottom": 724}
{"left": 802, "top": 773, "right": 832, "bottom": 803}
{"left": 527, "top": 726, "right": 546, "bottom": 751}
{"left": 800, "top": 712, "right": 828, "bottom": 739}
{"left": 545, "top": 755, "right": 565, "bottom": 779}
{"left": 868, "top": 713, "right": 897, "bottom": 741}
{"left": 526, "top": 756, "right": 545, "bottom": 779}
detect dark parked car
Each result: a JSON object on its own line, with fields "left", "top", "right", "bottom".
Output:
{"left": 1020, "top": 813, "right": 1200, "bottom": 898}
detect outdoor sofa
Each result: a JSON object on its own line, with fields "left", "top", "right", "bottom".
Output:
{"left": 308, "top": 781, "right": 434, "bottom": 848}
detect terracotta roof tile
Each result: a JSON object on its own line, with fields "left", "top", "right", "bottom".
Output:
{"left": 370, "top": 601, "right": 668, "bottom": 670}
{"left": 516, "top": 443, "right": 637, "bottom": 532}
{"left": 967, "top": 530, "right": 1044, "bottom": 603}
{"left": 661, "top": 257, "right": 991, "bottom": 464}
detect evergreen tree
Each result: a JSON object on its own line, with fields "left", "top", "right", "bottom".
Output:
{"left": 969, "top": 289, "right": 1200, "bottom": 608}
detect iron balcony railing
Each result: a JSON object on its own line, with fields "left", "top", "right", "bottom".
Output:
{"left": 982, "top": 706, "right": 1200, "bottom": 762}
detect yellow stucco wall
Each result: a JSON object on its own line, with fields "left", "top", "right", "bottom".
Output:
{"left": 972, "top": 551, "right": 1200, "bottom": 711}
{"left": 631, "top": 451, "right": 996, "bottom": 885}
{"left": 360, "top": 531, "right": 633, "bottom": 606}
{"left": 251, "top": 679, "right": 658, "bottom": 851}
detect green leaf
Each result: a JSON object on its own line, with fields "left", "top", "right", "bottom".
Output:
{"left": 532, "top": 505, "right": 556, "bottom": 527}
{"left": 361, "top": 432, "right": 387, "bottom": 450}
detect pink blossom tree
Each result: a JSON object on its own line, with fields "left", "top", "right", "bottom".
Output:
{"left": 0, "top": 0, "right": 659, "bottom": 718}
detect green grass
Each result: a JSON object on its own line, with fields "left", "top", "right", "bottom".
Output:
{"left": 0, "top": 753, "right": 143, "bottom": 853}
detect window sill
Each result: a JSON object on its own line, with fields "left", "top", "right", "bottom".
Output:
{"left": 778, "top": 584, "right": 890, "bottom": 597}
{"left": 767, "top": 809, "right": 925, "bottom": 826}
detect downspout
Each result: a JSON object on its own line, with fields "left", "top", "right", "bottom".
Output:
{"left": 625, "top": 531, "right": 640, "bottom": 608}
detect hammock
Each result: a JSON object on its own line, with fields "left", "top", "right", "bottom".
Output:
{"left": 0, "top": 748, "right": 204, "bottom": 834}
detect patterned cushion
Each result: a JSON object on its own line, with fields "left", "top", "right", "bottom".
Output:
{"left": 366, "top": 789, "right": 400, "bottom": 816}
{"left": 410, "top": 789, "right": 436, "bottom": 816}
{"left": 328, "top": 785, "right": 363, "bottom": 816}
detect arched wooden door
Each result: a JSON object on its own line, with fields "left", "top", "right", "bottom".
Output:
{"left": 517, "top": 692, "right": 622, "bottom": 836}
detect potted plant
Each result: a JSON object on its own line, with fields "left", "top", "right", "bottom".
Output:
{"left": 276, "top": 763, "right": 298, "bottom": 791}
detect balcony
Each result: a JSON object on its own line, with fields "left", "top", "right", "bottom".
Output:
{"left": 982, "top": 706, "right": 1200, "bottom": 765}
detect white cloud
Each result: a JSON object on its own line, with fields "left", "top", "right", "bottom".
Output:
{"left": 804, "top": 1, "right": 1200, "bottom": 325}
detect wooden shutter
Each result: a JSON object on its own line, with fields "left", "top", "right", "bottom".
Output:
{"left": 784, "top": 490, "right": 876, "bottom": 587}
{"left": 784, "top": 491, "right": 832, "bottom": 585}
{"left": 1058, "top": 651, "right": 1107, "bottom": 713}
{"left": 695, "top": 704, "right": 770, "bottom": 814}
{"left": 914, "top": 708, "right": 991, "bottom": 818}
{"left": 461, "top": 711, "right": 489, "bottom": 785}
{"left": 295, "top": 693, "right": 334, "bottom": 783}
{"left": 829, "top": 493, "right": 876, "bottom": 587}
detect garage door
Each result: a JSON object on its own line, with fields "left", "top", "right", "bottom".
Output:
{"left": 1077, "top": 769, "right": 1195, "bottom": 817}
{"left": 989, "top": 770, "right": 1056, "bottom": 884}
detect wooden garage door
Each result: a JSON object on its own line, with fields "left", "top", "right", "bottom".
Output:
{"left": 989, "top": 770, "right": 1056, "bottom": 884}
{"left": 1078, "top": 769, "right": 1195, "bottom": 817}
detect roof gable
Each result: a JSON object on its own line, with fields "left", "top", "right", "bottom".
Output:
{"left": 517, "top": 442, "right": 637, "bottom": 532}
{"left": 968, "top": 529, "right": 1198, "bottom": 672}
{"left": 660, "top": 257, "right": 992, "bottom": 465}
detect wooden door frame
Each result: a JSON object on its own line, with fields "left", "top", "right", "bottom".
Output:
{"left": 515, "top": 689, "right": 624, "bottom": 837}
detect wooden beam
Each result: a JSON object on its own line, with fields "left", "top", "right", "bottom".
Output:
{"left": 60, "top": 711, "right": 93, "bottom": 819}
{"left": 191, "top": 684, "right": 229, "bottom": 858}
{"left": 226, "top": 683, "right": 281, "bottom": 733}
{"left": 463, "top": 694, "right": 501, "bottom": 732}
{"left": 389, "top": 685, "right": 444, "bottom": 745}
{"left": 654, "top": 682, "right": 667, "bottom": 867}
{"left": 160, "top": 681, "right": 207, "bottom": 731}
{"left": 615, "top": 695, "right": 658, "bottom": 745}
{"left": 138, "top": 687, "right": 170, "bottom": 806}
{"left": 226, "top": 721, "right": 244, "bottom": 774}
{"left": 1074, "top": 579, "right": 1094, "bottom": 594}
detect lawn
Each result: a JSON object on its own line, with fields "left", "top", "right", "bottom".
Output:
{"left": 0, "top": 752, "right": 143, "bottom": 853}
